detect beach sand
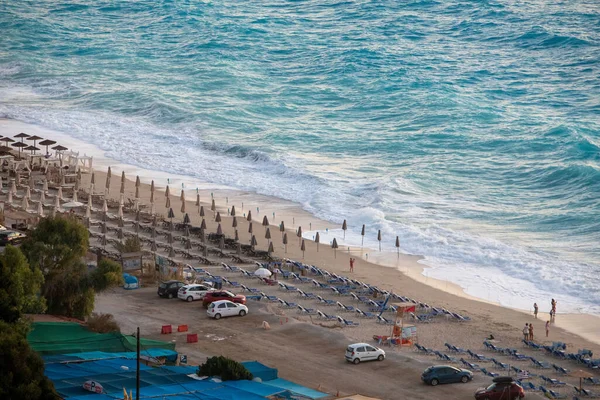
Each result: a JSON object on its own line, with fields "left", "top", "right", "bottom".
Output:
{"left": 3, "top": 119, "right": 600, "bottom": 395}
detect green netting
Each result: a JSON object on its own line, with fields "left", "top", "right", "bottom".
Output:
{"left": 28, "top": 322, "right": 175, "bottom": 355}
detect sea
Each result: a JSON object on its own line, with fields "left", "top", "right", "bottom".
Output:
{"left": 0, "top": 0, "right": 599, "bottom": 314}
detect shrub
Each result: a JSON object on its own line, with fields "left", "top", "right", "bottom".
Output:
{"left": 197, "top": 356, "right": 253, "bottom": 381}
{"left": 86, "top": 313, "right": 120, "bottom": 333}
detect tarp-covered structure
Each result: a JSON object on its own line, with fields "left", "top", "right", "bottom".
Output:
{"left": 28, "top": 322, "right": 175, "bottom": 355}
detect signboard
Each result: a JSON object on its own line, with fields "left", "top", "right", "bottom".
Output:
{"left": 122, "top": 252, "right": 143, "bottom": 272}
{"left": 180, "top": 354, "right": 188, "bottom": 364}
{"left": 83, "top": 380, "right": 104, "bottom": 394}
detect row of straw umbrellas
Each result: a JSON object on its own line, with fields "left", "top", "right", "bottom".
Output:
{"left": 95, "top": 166, "right": 404, "bottom": 259}
{"left": 0, "top": 132, "right": 68, "bottom": 159}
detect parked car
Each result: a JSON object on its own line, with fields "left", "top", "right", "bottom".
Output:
{"left": 345, "top": 343, "right": 386, "bottom": 364}
{"left": 421, "top": 365, "right": 473, "bottom": 386}
{"left": 157, "top": 280, "right": 185, "bottom": 299}
{"left": 177, "top": 284, "right": 214, "bottom": 302}
{"left": 206, "top": 300, "right": 248, "bottom": 319}
{"left": 202, "top": 290, "right": 246, "bottom": 308}
{"left": 475, "top": 377, "right": 524, "bottom": 400}
{"left": 0, "top": 230, "right": 26, "bottom": 246}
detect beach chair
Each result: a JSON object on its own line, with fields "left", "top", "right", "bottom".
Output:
{"left": 582, "top": 388, "right": 600, "bottom": 398}
{"left": 260, "top": 292, "right": 279, "bottom": 302}
{"left": 442, "top": 354, "right": 458, "bottom": 363}
{"left": 262, "top": 277, "right": 278, "bottom": 286}
{"left": 520, "top": 381, "right": 538, "bottom": 391}
{"left": 460, "top": 358, "right": 481, "bottom": 371}
{"left": 552, "top": 364, "right": 569, "bottom": 375}
{"left": 278, "top": 299, "right": 297, "bottom": 308}
{"left": 316, "top": 310, "right": 337, "bottom": 321}
{"left": 245, "top": 294, "right": 262, "bottom": 301}
{"left": 297, "top": 305, "right": 317, "bottom": 315}
{"left": 483, "top": 341, "right": 499, "bottom": 351}
{"left": 540, "top": 375, "right": 566, "bottom": 387}
{"left": 355, "top": 308, "right": 376, "bottom": 318}
{"left": 410, "top": 312, "right": 432, "bottom": 323}
{"left": 376, "top": 315, "right": 394, "bottom": 325}
{"left": 297, "top": 290, "right": 316, "bottom": 299}
{"left": 480, "top": 368, "right": 499, "bottom": 377}
{"left": 433, "top": 350, "right": 445, "bottom": 360}
{"left": 491, "top": 358, "right": 510, "bottom": 370}
{"left": 445, "top": 343, "right": 466, "bottom": 354}
{"left": 336, "top": 315, "right": 359, "bottom": 327}
{"left": 316, "top": 295, "right": 336, "bottom": 306}
{"left": 585, "top": 377, "right": 600, "bottom": 385}
{"left": 451, "top": 312, "right": 471, "bottom": 322}
{"left": 531, "top": 359, "right": 552, "bottom": 369}
{"left": 336, "top": 301, "right": 355, "bottom": 312}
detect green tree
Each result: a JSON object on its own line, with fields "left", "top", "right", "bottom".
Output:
{"left": 0, "top": 246, "right": 45, "bottom": 323}
{"left": 21, "top": 215, "right": 89, "bottom": 272}
{"left": 0, "top": 321, "right": 59, "bottom": 400}
{"left": 21, "top": 216, "right": 122, "bottom": 319}
{"left": 198, "top": 356, "right": 253, "bottom": 381}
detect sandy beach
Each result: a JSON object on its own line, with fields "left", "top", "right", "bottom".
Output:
{"left": 2, "top": 118, "right": 600, "bottom": 398}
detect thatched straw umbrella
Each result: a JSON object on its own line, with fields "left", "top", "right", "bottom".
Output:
{"left": 150, "top": 180, "right": 155, "bottom": 215}
{"left": 297, "top": 226, "right": 302, "bottom": 246}
{"left": 280, "top": 221, "right": 285, "bottom": 239}
{"left": 11, "top": 141, "right": 28, "bottom": 159}
{"left": 262, "top": 215, "right": 269, "bottom": 232}
{"left": 39, "top": 139, "right": 56, "bottom": 155}
{"left": 248, "top": 222, "right": 253, "bottom": 234}
{"left": 395, "top": 236, "right": 400, "bottom": 257}
{"left": 377, "top": 230, "right": 382, "bottom": 251}
{"left": 211, "top": 198, "right": 216, "bottom": 217}
{"left": 265, "top": 228, "right": 271, "bottom": 246}
{"left": 301, "top": 239, "right": 306, "bottom": 259}
{"left": 195, "top": 192, "right": 200, "bottom": 206}
{"left": 234, "top": 229, "right": 239, "bottom": 242}
{"left": 230, "top": 205, "right": 236, "bottom": 217}
{"left": 199, "top": 205, "right": 205, "bottom": 217}
{"left": 283, "top": 233, "right": 288, "bottom": 253}
{"left": 200, "top": 219, "right": 207, "bottom": 230}
{"left": 342, "top": 219, "right": 347, "bottom": 239}
{"left": 180, "top": 189, "right": 185, "bottom": 214}
{"left": 315, "top": 232, "right": 320, "bottom": 252}
{"left": 216, "top": 224, "right": 223, "bottom": 236}
{"left": 331, "top": 238, "right": 339, "bottom": 258}
{"left": 268, "top": 241, "right": 274, "bottom": 255}
{"left": 105, "top": 166, "right": 111, "bottom": 196}
{"left": 219, "top": 236, "right": 225, "bottom": 250}
{"left": 361, "top": 224, "right": 366, "bottom": 247}
{"left": 246, "top": 210, "right": 252, "bottom": 222}
{"left": 134, "top": 176, "right": 140, "bottom": 211}
{"left": 183, "top": 213, "right": 190, "bottom": 225}
{"left": 215, "top": 212, "right": 222, "bottom": 223}
{"left": 232, "top": 216, "right": 238, "bottom": 228}
{"left": 250, "top": 234, "right": 257, "bottom": 250}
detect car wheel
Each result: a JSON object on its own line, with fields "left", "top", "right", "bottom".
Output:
{"left": 353, "top": 358, "right": 360, "bottom": 365}
{"left": 167, "top": 293, "right": 173, "bottom": 299}
{"left": 460, "top": 375, "right": 468, "bottom": 383}
{"left": 214, "top": 313, "right": 221, "bottom": 320}
{"left": 186, "top": 296, "right": 193, "bottom": 302}
{"left": 239, "top": 310, "right": 246, "bottom": 316}
{"left": 377, "top": 355, "right": 384, "bottom": 361}
{"left": 430, "top": 378, "right": 439, "bottom": 386}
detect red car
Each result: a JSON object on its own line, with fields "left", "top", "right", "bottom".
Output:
{"left": 475, "top": 377, "right": 524, "bottom": 400}
{"left": 202, "top": 290, "right": 246, "bottom": 308}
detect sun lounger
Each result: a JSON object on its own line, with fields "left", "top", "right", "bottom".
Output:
{"left": 491, "top": 358, "right": 510, "bottom": 370}
{"left": 336, "top": 316, "right": 359, "bottom": 327}
{"left": 297, "top": 305, "right": 317, "bottom": 315}
{"left": 376, "top": 315, "right": 394, "bottom": 325}
{"left": 245, "top": 294, "right": 262, "bottom": 301}
{"left": 480, "top": 368, "right": 499, "bottom": 377}
{"left": 519, "top": 381, "right": 538, "bottom": 391}
{"left": 531, "top": 359, "right": 551, "bottom": 369}
{"left": 540, "top": 375, "right": 566, "bottom": 386}
{"left": 539, "top": 386, "right": 566, "bottom": 399}
{"left": 262, "top": 277, "right": 278, "bottom": 285}
{"left": 278, "top": 299, "right": 297, "bottom": 308}
{"left": 336, "top": 301, "right": 355, "bottom": 312}
{"left": 585, "top": 377, "right": 600, "bottom": 385}
{"left": 316, "top": 310, "right": 337, "bottom": 321}
{"left": 316, "top": 295, "right": 336, "bottom": 306}
{"left": 445, "top": 343, "right": 466, "bottom": 353}
{"left": 581, "top": 388, "right": 600, "bottom": 398}
{"left": 460, "top": 358, "right": 481, "bottom": 371}
{"left": 552, "top": 364, "right": 569, "bottom": 374}
{"left": 355, "top": 308, "right": 377, "bottom": 318}
{"left": 442, "top": 354, "right": 458, "bottom": 363}
{"left": 297, "top": 289, "right": 316, "bottom": 299}
{"left": 260, "top": 292, "right": 279, "bottom": 302}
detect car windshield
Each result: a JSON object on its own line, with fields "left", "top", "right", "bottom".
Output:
{"left": 423, "top": 367, "right": 433, "bottom": 374}
{"left": 486, "top": 383, "right": 497, "bottom": 391}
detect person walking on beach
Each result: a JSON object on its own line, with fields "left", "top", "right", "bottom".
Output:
{"left": 523, "top": 323, "right": 529, "bottom": 341}
{"left": 349, "top": 257, "right": 355, "bottom": 273}
{"left": 528, "top": 323, "right": 534, "bottom": 341}
{"left": 551, "top": 298, "right": 557, "bottom": 321}
{"left": 545, "top": 320, "right": 550, "bottom": 337}
{"left": 533, "top": 303, "right": 538, "bottom": 319}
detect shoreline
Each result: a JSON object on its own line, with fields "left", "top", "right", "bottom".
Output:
{"left": 2, "top": 117, "right": 600, "bottom": 349}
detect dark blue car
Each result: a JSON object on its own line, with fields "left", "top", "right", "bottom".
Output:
{"left": 421, "top": 365, "right": 473, "bottom": 386}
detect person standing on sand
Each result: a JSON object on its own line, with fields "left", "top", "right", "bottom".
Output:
{"left": 533, "top": 303, "right": 538, "bottom": 319}
{"left": 528, "top": 323, "right": 534, "bottom": 341}
{"left": 545, "top": 320, "right": 550, "bottom": 337}
{"left": 349, "top": 257, "right": 355, "bottom": 273}
{"left": 523, "top": 323, "right": 529, "bottom": 341}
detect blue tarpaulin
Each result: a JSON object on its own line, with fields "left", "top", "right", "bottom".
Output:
{"left": 241, "top": 361, "right": 278, "bottom": 381}
{"left": 263, "top": 379, "right": 329, "bottom": 399}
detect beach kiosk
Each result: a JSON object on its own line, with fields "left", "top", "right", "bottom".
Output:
{"left": 391, "top": 302, "right": 418, "bottom": 347}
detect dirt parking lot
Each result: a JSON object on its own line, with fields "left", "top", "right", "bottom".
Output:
{"left": 96, "top": 287, "right": 492, "bottom": 400}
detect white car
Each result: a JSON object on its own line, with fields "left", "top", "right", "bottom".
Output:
{"left": 177, "top": 284, "right": 213, "bottom": 302}
{"left": 345, "top": 343, "right": 386, "bottom": 364}
{"left": 207, "top": 300, "right": 248, "bottom": 320}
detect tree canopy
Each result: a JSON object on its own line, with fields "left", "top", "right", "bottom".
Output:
{"left": 0, "top": 246, "right": 45, "bottom": 323}
{"left": 198, "top": 356, "right": 253, "bottom": 381}
{"left": 0, "top": 321, "right": 59, "bottom": 400}
{"left": 21, "top": 216, "right": 122, "bottom": 319}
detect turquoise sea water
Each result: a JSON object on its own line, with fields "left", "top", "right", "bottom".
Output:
{"left": 0, "top": 0, "right": 599, "bottom": 312}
